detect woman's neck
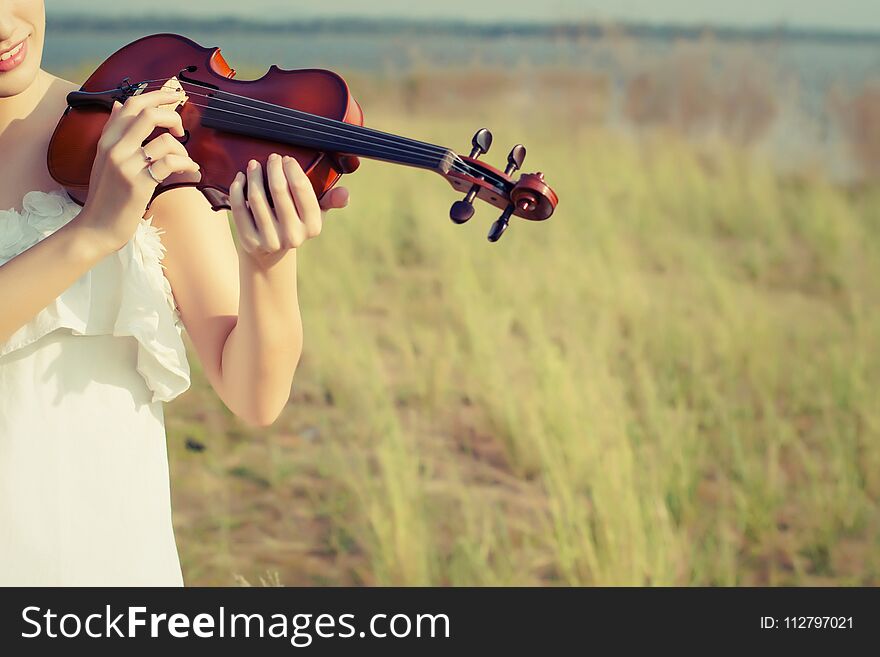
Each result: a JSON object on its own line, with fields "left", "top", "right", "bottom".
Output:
{"left": 0, "top": 68, "right": 52, "bottom": 134}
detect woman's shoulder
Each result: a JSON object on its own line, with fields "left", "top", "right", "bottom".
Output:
{"left": 46, "top": 73, "right": 78, "bottom": 92}
{"left": 43, "top": 74, "right": 79, "bottom": 108}
{"left": 16, "top": 72, "right": 80, "bottom": 146}
{"left": 27, "top": 72, "right": 79, "bottom": 126}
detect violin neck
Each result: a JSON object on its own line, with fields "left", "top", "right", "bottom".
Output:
{"left": 200, "top": 90, "right": 458, "bottom": 174}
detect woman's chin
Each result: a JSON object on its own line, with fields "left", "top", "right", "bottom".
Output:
{"left": 0, "top": 38, "right": 41, "bottom": 98}
{"left": 0, "top": 66, "right": 40, "bottom": 98}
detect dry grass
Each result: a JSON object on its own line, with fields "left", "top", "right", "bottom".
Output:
{"left": 163, "top": 101, "right": 880, "bottom": 586}
{"left": 833, "top": 82, "right": 880, "bottom": 179}
{"left": 619, "top": 39, "right": 779, "bottom": 146}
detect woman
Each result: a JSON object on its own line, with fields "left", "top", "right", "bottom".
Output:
{"left": 0, "top": 2, "right": 349, "bottom": 585}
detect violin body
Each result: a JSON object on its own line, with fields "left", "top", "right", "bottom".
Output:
{"left": 49, "top": 33, "right": 557, "bottom": 242}
{"left": 49, "top": 33, "right": 362, "bottom": 210}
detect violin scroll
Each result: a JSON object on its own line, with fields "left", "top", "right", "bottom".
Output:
{"left": 446, "top": 129, "right": 558, "bottom": 242}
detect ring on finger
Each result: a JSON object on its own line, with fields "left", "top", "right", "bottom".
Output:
{"left": 141, "top": 146, "right": 153, "bottom": 165}
{"left": 146, "top": 163, "right": 164, "bottom": 183}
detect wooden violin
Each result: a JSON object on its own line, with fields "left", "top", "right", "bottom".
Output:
{"left": 47, "top": 33, "right": 558, "bottom": 242}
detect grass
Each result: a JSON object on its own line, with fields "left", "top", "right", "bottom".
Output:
{"left": 161, "top": 101, "right": 880, "bottom": 585}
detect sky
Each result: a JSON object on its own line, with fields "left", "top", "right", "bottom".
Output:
{"left": 49, "top": 0, "right": 880, "bottom": 31}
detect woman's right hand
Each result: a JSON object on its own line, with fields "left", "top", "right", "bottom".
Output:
{"left": 74, "top": 88, "right": 201, "bottom": 253}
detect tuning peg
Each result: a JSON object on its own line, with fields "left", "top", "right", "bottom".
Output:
{"left": 487, "top": 204, "right": 514, "bottom": 242}
{"left": 504, "top": 144, "right": 526, "bottom": 175}
{"left": 450, "top": 128, "right": 493, "bottom": 224}
{"left": 450, "top": 197, "right": 476, "bottom": 224}
{"left": 469, "top": 128, "right": 493, "bottom": 158}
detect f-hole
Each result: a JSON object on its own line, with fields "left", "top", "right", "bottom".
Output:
{"left": 178, "top": 66, "right": 220, "bottom": 91}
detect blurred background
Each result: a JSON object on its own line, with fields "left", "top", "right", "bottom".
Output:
{"left": 47, "top": 1, "right": 879, "bottom": 585}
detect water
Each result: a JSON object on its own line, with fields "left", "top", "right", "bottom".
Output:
{"left": 42, "top": 28, "right": 879, "bottom": 87}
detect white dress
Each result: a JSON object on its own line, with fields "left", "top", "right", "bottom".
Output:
{"left": 0, "top": 189, "right": 191, "bottom": 586}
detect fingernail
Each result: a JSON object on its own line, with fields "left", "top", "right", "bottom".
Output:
{"left": 269, "top": 153, "right": 279, "bottom": 161}
{"left": 248, "top": 159, "right": 258, "bottom": 170}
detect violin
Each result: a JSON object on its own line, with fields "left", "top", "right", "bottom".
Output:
{"left": 47, "top": 33, "right": 558, "bottom": 242}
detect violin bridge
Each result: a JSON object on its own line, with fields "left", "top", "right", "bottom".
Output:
{"left": 130, "top": 76, "right": 189, "bottom": 111}
{"left": 159, "top": 77, "right": 188, "bottom": 110}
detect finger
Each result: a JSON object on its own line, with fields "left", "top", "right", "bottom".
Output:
{"left": 246, "top": 159, "right": 281, "bottom": 252}
{"left": 107, "top": 100, "right": 123, "bottom": 137}
{"left": 265, "top": 153, "right": 305, "bottom": 249}
{"left": 144, "top": 153, "right": 200, "bottom": 181}
{"left": 119, "top": 88, "right": 186, "bottom": 117}
{"left": 319, "top": 186, "right": 349, "bottom": 211}
{"left": 282, "top": 156, "right": 322, "bottom": 238}
{"left": 97, "top": 99, "right": 128, "bottom": 145}
{"left": 229, "top": 171, "right": 261, "bottom": 252}
{"left": 142, "top": 132, "right": 190, "bottom": 161}
{"left": 118, "top": 107, "right": 186, "bottom": 150}
{"left": 111, "top": 90, "right": 186, "bottom": 142}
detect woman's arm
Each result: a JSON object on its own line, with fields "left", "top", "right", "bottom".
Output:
{"left": 0, "top": 217, "right": 112, "bottom": 344}
{"left": 0, "top": 89, "right": 198, "bottom": 344}
{"left": 149, "top": 155, "right": 348, "bottom": 427}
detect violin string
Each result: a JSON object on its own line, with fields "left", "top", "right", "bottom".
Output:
{"left": 134, "top": 80, "right": 509, "bottom": 187}
{"left": 154, "top": 93, "right": 505, "bottom": 188}
{"left": 199, "top": 116, "right": 451, "bottom": 171}
{"left": 209, "top": 81, "right": 454, "bottom": 157}
{"left": 118, "top": 76, "right": 508, "bottom": 186}
{"left": 139, "top": 83, "right": 484, "bottom": 177}
{"left": 139, "top": 98, "right": 498, "bottom": 186}
{"left": 175, "top": 99, "right": 469, "bottom": 173}
{"left": 139, "top": 81, "right": 452, "bottom": 160}
{"left": 174, "top": 99, "right": 446, "bottom": 169}
{"left": 133, "top": 79, "right": 512, "bottom": 189}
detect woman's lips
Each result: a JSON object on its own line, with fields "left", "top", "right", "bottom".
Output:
{"left": 0, "top": 38, "right": 28, "bottom": 73}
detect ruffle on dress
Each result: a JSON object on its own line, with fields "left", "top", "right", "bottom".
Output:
{"left": 0, "top": 189, "right": 190, "bottom": 403}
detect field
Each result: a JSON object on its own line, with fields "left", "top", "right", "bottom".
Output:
{"left": 143, "top": 63, "right": 880, "bottom": 586}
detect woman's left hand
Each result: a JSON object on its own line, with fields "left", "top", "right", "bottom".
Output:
{"left": 228, "top": 153, "right": 349, "bottom": 266}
